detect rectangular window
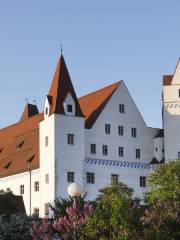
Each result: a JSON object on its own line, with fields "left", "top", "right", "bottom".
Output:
{"left": 105, "top": 124, "right": 111, "bottom": 134}
{"left": 140, "top": 176, "right": 146, "bottom": 187}
{"left": 45, "top": 107, "right": 48, "bottom": 115}
{"left": 33, "top": 208, "right": 39, "bottom": 217}
{"left": 179, "top": 89, "right": 180, "bottom": 98}
{"left": 102, "top": 145, "right": 108, "bottom": 155}
{"left": 44, "top": 203, "right": 49, "bottom": 216}
{"left": 90, "top": 144, "right": 96, "bottom": 154}
{"left": 34, "top": 181, "right": 39, "bottom": 192}
{"left": 86, "top": 172, "right": 95, "bottom": 184}
{"left": 67, "top": 134, "right": 74, "bottom": 145}
{"left": 119, "top": 104, "right": 125, "bottom": 113}
{"left": 178, "top": 152, "right": 180, "bottom": 159}
{"left": 20, "top": 185, "right": 24, "bottom": 195}
{"left": 67, "top": 104, "right": 73, "bottom": 112}
{"left": 111, "top": 174, "right": 119, "bottom": 184}
{"left": 119, "top": 147, "right": 124, "bottom": 157}
{"left": 118, "top": 126, "right": 124, "bottom": 136}
{"left": 136, "top": 149, "right": 141, "bottom": 159}
{"left": 45, "top": 136, "right": 49, "bottom": 147}
{"left": 131, "top": 128, "right": 137, "bottom": 137}
{"left": 45, "top": 174, "right": 49, "bottom": 184}
{"left": 67, "top": 172, "right": 75, "bottom": 183}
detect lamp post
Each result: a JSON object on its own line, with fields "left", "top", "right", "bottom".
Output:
{"left": 67, "top": 183, "right": 82, "bottom": 240}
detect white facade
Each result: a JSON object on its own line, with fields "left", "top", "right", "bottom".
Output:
{"left": 2, "top": 56, "right": 180, "bottom": 218}
{"left": 163, "top": 60, "right": 180, "bottom": 161}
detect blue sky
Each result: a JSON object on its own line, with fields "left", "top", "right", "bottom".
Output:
{"left": 0, "top": 0, "right": 180, "bottom": 128}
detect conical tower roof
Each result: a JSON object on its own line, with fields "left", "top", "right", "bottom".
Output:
{"left": 48, "top": 55, "right": 83, "bottom": 117}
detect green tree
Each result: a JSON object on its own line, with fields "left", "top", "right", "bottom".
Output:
{"left": 145, "top": 159, "right": 180, "bottom": 204}
{"left": 142, "top": 159, "right": 180, "bottom": 239}
{"left": 82, "top": 182, "right": 141, "bottom": 240}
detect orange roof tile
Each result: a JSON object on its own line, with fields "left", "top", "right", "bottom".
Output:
{"left": 78, "top": 81, "right": 122, "bottom": 128}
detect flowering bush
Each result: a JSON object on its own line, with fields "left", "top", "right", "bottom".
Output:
{"left": 141, "top": 200, "right": 180, "bottom": 240}
{"left": 30, "top": 202, "right": 93, "bottom": 240}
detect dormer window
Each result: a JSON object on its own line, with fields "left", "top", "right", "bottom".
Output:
{"left": 63, "top": 94, "right": 75, "bottom": 116}
{"left": 4, "top": 161, "right": 11, "bottom": 171}
{"left": 27, "top": 155, "right": 35, "bottom": 165}
{"left": 17, "top": 141, "right": 25, "bottom": 151}
{"left": 67, "top": 104, "right": 73, "bottom": 113}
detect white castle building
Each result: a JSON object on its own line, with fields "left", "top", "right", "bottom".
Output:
{"left": 0, "top": 55, "right": 179, "bottom": 217}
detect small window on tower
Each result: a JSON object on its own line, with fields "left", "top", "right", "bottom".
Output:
{"left": 45, "top": 107, "right": 48, "bottom": 115}
{"left": 67, "top": 104, "right": 73, "bottom": 113}
{"left": 67, "top": 134, "right": 74, "bottom": 145}
{"left": 45, "top": 174, "right": 49, "bottom": 184}
{"left": 178, "top": 89, "right": 180, "bottom": 98}
{"left": 45, "top": 136, "right": 49, "bottom": 147}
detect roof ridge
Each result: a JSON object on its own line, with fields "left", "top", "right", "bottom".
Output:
{"left": 0, "top": 112, "right": 43, "bottom": 133}
{"left": 78, "top": 80, "right": 122, "bottom": 100}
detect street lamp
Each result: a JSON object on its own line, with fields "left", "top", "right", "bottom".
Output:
{"left": 67, "top": 183, "right": 82, "bottom": 200}
{"left": 67, "top": 183, "right": 82, "bottom": 240}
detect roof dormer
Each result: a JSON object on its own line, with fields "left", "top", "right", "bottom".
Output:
{"left": 44, "top": 95, "right": 52, "bottom": 119}
{"left": 63, "top": 93, "right": 75, "bottom": 116}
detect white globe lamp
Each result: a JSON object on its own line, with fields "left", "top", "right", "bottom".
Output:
{"left": 67, "top": 183, "right": 82, "bottom": 198}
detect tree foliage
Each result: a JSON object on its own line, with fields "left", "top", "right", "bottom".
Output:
{"left": 82, "top": 183, "right": 141, "bottom": 240}
{"left": 145, "top": 159, "right": 180, "bottom": 204}
{"left": 141, "top": 200, "right": 180, "bottom": 240}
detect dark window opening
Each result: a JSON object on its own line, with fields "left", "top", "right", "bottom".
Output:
{"left": 90, "top": 144, "right": 96, "bottom": 154}
{"left": 105, "top": 124, "right": 111, "bottom": 134}
{"left": 136, "top": 149, "right": 141, "bottom": 159}
{"left": 102, "top": 145, "right": 108, "bottom": 155}
{"left": 67, "top": 134, "right": 74, "bottom": 145}
{"left": 111, "top": 174, "right": 119, "bottom": 184}
{"left": 67, "top": 172, "right": 75, "bottom": 183}
{"left": 118, "top": 126, "right": 124, "bottom": 136}
{"left": 119, "top": 147, "right": 124, "bottom": 157}
{"left": 140, "top": 176, "right": 146, "bottom": 187}
{"left": 119, "top": 104, "right": 125, "bottom": 113}
{"left": 67, "top": 104, "right": 73, "bottom": 113}
{"left": 86, "top": 172, "right": 95, "bottom": 184}
{"left": 131, "top": 128, "right": 137, "bottom": 138}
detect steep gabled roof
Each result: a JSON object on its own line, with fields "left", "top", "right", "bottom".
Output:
{"left": 48, "top": 55, "right": 84, "bottom": 117}
{"left": 20, "top": 104, "right": 39, "bottom": 121}
{"left": 0, "top": 113, "right": 43, "bottom": 177}
{"left": 78, "top": 81, "right": 122, "bottom": 128}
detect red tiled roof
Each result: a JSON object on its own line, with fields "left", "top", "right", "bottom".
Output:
{"left": 49, "top": 55, "right": 84, "bottom": 117}
{"left": 163, "top": 75, "right": 173, "bottom": 86}
{"left": 0, "top": 113, "right": 43, "bottom": 177}
{"left": 78, "top": 81, "right": 122, "bottom": 128}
